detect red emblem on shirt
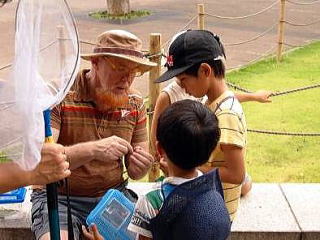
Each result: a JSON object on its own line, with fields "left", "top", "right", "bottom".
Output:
{"left": 166, "top": 55, "right": 174, "bottom": 67}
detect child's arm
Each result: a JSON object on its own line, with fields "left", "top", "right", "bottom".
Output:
{"left": 150, "top": 92, "right": 171, "bottom": 159}
{"left": 235, "top": 90, "right": 273, "bottom": 103}
{"left": 218, "top": 144, "right": 246, "bottom": 184}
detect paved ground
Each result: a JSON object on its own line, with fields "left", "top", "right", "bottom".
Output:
{"left": 0, "top": 0, "right": 319, "bottom": 96}
{"left": 1, "top": 183, "right": 320, "bottom": 239}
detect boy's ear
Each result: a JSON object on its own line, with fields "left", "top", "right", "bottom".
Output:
{"left": 156, "top": 141, "right": 165, "bottom": 157}
{"left": 199, "top": 63, "right": 212, "bottom": 78}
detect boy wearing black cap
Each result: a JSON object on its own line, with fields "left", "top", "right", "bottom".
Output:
{"left": 154, "top": 30, "right": 248, "bottom": 221}
{"left": 150, "top": 31, "right": 272, "bottom": 196}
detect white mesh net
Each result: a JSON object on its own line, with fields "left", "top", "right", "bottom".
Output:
{"left": 0, "top": 0, "right": 79, "bottom": 170}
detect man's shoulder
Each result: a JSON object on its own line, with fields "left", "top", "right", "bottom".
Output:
{"left": 58, "top": 91, "right": 77, "bottom": 105}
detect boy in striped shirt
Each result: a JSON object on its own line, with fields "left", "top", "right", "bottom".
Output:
{"left": 154, "top": 30, "right": 248, "bottom": 221}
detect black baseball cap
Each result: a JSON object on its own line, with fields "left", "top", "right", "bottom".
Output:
{"left": 155, "top": 30, "right": 225, "bottom": 83}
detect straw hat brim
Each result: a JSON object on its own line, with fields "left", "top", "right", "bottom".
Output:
{"left": 81, "top": 52, "right": 157, "bottom": 73}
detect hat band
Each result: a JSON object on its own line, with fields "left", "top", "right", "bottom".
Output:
{"left": 93, "top": 47, "right": 144, "bottom": 58}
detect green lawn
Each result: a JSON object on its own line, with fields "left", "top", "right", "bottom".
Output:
{"left": 0, "top": 153, "right": 9, "bottom": 163}
{"left": 227, "top": 41, "right": 320, "bottom": 182}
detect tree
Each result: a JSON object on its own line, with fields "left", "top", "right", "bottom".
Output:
{"left": 106, "top": 0, "right": 130, "bottom": 16}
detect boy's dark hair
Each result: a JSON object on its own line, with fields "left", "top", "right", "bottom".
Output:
{"left": 156, "top": 99, "right": 220, "bottom": 170}
{"left": 184, "top": 58, "right": 226, "bottom": 79}
{"left": 184, "top": 36, "right": 226, "bottom": 78}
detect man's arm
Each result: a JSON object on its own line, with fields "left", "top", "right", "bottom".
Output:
{"left": 53, "top": 128, "right": 133, "bottom": 170}
{"left": 235, "top": 90, "right": 273, "bottom": 103}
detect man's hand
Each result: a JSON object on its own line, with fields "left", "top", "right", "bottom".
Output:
{"left": 82, "top": 224, "right": 104, "bottom": 240}
{"left": 29, "top": 143, "right": 70, "bottom": 185}
{"left": 127, "top": 146, "right": 153, "bottom": 180}
{"left": 93, "top": 136, "right": 133, "bottom": 162}
{"left": 253, "top": 90, "right": 273, "bottom": 103}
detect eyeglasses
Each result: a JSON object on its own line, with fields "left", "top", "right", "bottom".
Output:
{"left": 104, "top": 57, "right": 144, "bottom": 78}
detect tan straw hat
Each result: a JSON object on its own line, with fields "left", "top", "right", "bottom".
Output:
{"left": 81, "top": 30, "right": 156, "bottom": 73}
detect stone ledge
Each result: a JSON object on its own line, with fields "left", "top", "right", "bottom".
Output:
{"left": 280, "top": 184, "right": 320, "bottom": 240}
{"left": 228, "top": 184, "right": 301, "bottom": 240}
{"left": 0, "top": 183, "right": 319, "bottom": 240}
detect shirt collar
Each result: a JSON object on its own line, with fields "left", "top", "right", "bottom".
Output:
{"left": 163, "top": 169, "right": 203, "bottom": 186}
{"left": 207, "top": 90, "right": 234, "bottom": 112}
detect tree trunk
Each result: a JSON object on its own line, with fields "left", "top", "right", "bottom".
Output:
{"left": 106, "top": 0, "right": 130, "bottom": 15}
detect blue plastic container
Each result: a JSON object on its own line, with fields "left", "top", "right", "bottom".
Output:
{"left": 0, "top": 187, "right": 27, "bottom": 204}
{"left": 86, "top": 189, "right": 136, "bottom": 240}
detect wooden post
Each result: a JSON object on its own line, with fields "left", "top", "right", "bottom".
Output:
{"left": 198, "top": 4, "right": 205, "bottom": 30}
{"left": 148, "top": 33, "right": 161, "bottom": 182}
{"left": 277, "top": 0, "right": 286, "bottom": 62}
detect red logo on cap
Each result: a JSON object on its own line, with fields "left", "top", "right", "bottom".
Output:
{"left": 167, "top": 55, "right": 174, "bottom": 67}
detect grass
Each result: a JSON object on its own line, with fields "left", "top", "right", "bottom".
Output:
{"left": 89, "top": 10, "right": 151, "bottom": 21}
{"left": 0, "top": 153, "right": 9, "bottom": 163}
{"left": 227, "top": 41, "right": 320, "bottom": 182}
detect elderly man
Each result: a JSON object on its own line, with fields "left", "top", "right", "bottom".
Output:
{"left": 31, "top": 30, "right": 156, "bottom": 240}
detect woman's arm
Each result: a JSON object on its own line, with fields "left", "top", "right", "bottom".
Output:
{"left": 0, "top": 143, "right": 70, "bottom": 193}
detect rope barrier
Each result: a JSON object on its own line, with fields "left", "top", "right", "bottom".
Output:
{"left": 0, "top": 63, "right": 11, "bottom": 71}
{"left": 286, "top": 0, "right": 320, "bottom": 5}
{"left": 271, "top": 83, "right": 320, "bottom": 96}
{"left": 144, "top": 52, "right": 166, "bottom": 59}
{"left": 284, "top": 19, "right": 320, "bottom": 26}
{"left": 283, "top": 42, "right": 301, "bottom": 48}
{"left": 248, "top": 129, "right": 320, "bottom": 136}
{"left": 204, "top": 0, "right": 278, "bottom": 20}
{"left": 0, "top": 39, "right": 97, "bottom": 72}
{"left": 227, "top": 81, "right": 320, "bottom": 96}
{"left": 161, "top": 15, "right": 198, "bottom": 49}
{"left": 225, "top": 23, "right": 277, "bottom": 46}
{"left": 79, "top": 40, "right": 95, "bottom": 46}
{"left": 226, "top": 82, "right": 252, "bottom": 93}
{"left": 0, "top": 40, "right": 58, "bottom": 72}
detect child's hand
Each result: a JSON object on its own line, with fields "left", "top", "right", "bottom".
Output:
{"left": 254, "top": 90, "right": 273, "bottom": 103}
{"left": 82, "top": 224, "right": 104, "bottom": 240}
